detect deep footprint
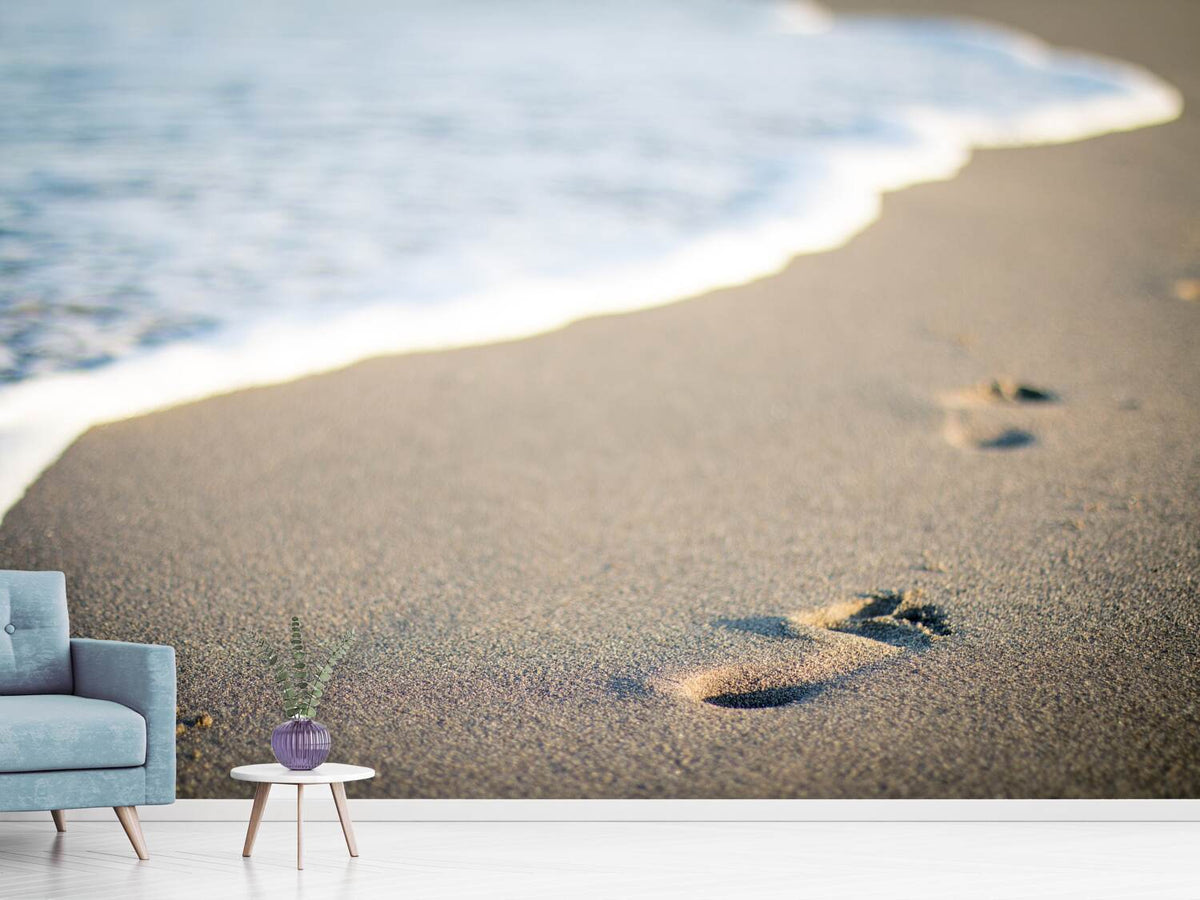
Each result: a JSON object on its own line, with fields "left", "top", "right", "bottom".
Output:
{"left": 975, "top": 427, "right": 1036, "bottom": 450}
{"left": 938, "top": 378, "right": 1058, "bottom": 451}
{"left": 942, "top": 413, "right": 1038, "bottom": 451}
{"left": 666, "top": 592, "right": 952, "bottom": 710}
{"left": 703, "top": 685, "right": 818, "bottom": 709}
{"left": 673, "top": 660, "right": 861, "bottom": 711}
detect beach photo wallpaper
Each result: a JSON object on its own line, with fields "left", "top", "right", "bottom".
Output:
{"left": 1, "top": 0, "right": 1196, "bottom": 799}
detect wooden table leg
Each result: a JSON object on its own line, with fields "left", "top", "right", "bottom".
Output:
{"left": 242, "top": 783, "right": 272, "bottom": 857}
{"left": 330, "top": 782, "right": 359, "bottom": 857}
{"left": 296, "top": 783, "right": 304, "bottom": 870}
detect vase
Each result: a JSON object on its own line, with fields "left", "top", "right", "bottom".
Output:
{"left": 271, "top": 716, "right": 331, "bottom": 770}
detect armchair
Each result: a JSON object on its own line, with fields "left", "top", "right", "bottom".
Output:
{"left": 0, "top": 570, "right": 176, "bottom": 859}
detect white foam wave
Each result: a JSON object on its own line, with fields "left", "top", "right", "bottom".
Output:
{"left": 0, "top": 4, "right": 1182, "bottom": 523}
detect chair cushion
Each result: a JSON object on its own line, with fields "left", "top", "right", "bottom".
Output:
{"left": 0, "top": 571, "right": 73, "bottom": 696}
{"left": 0, "top": 695, "right": 146, "bottom": 773}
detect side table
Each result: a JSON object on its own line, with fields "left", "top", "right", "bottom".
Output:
{"left": 230, "top": 763, "right": 375, "bottom": 870}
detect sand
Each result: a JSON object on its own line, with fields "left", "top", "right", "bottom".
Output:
{"left": 1, "top": 0, "right": 1198, "bottom": 799}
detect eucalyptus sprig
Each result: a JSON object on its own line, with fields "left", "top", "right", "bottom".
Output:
{"left": 254, "top": 616, "right": 355, "bottom": 719}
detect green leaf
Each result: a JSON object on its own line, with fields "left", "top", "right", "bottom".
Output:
{"left": 256, "top": 617, "right": 358, "bottom": 720}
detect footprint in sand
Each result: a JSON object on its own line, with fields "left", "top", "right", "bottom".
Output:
{"left": 1172, "top": 277, "right": 1200, "bottom": 303}
{"left": 938, "top": 378, "right": 1058, "bottom": 451}
{"left": 668, "top": 590, "right": 951, "bottom": 710}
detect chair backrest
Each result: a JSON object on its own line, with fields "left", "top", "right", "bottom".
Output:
{"left": 0, "top": 570, "right": 73, "bottom": 695}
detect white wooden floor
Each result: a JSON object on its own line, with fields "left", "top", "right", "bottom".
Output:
{"left": 1, "top": 819, "right": 1197, "bottom": 899}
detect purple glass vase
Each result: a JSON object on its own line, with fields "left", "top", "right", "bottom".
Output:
{"left": 271, "top": 717, "right": 331, "bottom": 770}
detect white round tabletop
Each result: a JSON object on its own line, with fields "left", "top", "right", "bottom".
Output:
{"left": 230, "top": 763, "right": 375, "bottom": 785}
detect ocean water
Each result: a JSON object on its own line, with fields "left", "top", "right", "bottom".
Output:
{"left": 0, "top": 0, "right": 1181, "bottom": 517}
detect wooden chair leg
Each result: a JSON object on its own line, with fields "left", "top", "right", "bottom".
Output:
{"left": 330, "top": 782, "right": 359, "bottom": 857}
{"left": 296, "top": 784, "right": 304, "bottom": 871}
{"left": 113, "top": 806, "right": 149, "bottom": 860}
{"left": 50, "top": 810, "right": 66, "bottom": 833}
{"left": 242, "top": 783, "right": 272, "bottom": 857}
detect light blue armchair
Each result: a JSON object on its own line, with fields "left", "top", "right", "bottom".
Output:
{"left": 0, "top": 570, "right": 175, "bottom": 859}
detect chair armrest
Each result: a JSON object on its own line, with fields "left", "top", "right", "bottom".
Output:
{"left": 71, "top": 638, "right": 176, "bottom": 805}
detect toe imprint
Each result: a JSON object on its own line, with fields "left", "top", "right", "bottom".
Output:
{"left": 794, "top": 589, "right": 951, "bottom": 649}
{"left": 940, "top": 379, "right": 1059, "bottom": 409}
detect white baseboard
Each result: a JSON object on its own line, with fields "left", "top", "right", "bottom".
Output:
{"left": 3, "top": 798, "right": 1198, "bottom": 823}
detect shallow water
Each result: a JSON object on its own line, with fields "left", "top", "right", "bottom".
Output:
{"left": 0, "top": 0, "right": 1181, "bottom": 516}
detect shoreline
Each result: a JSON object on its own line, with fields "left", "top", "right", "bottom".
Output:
{"left": 1, "top": 0, "right": 1198, "bottom": 799}
{"left": 0, "top": 11, "right": 1181, "bottom": 525}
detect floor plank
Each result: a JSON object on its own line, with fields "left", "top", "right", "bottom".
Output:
{"left": 1, "top": 821, "right": 1197, "bottom": 899}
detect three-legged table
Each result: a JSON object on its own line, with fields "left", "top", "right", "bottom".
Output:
{"left": 231, "top": 763, "right": 375, "bottom": 870}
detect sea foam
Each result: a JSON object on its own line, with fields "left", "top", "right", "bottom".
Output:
{"left": 0, "top": 0, "right": 1182, "bottom": 521}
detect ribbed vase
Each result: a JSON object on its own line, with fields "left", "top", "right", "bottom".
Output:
{"left": 271, "top": 716, "right": 331, "bottom": 770}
